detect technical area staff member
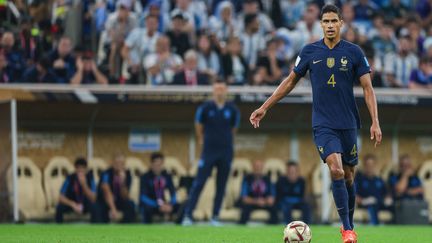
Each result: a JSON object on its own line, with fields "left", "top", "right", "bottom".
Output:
{"left": 182, "top": 80, "right": 241, "bottom": 226}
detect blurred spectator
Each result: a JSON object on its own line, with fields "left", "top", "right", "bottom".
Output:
{"left": 172, "top": 50, "right": 209, "bottom": 85}
{"left": 416, "top": 0, "right": 432, "bottom": 28}
{"left": 383, "top": 0, "right": 409, "bottom": 30}
{"left": 105, "top": 0, "right": 137, "bottom": 78}
{"left": 237, "top": 0, "right": 274, "bottom": 34}
{"left": 276, "top": 161, "right": 311, "bottom": 224}
{"left": 221, "top": 36, "right": 248, "bottom": 85}
{"left": 47, "top": 36, "right": 76, "bottom": 84}
{"left": 384, "top": 36, "right": 419, "bottom": 87}
{"left": 371, "top": 20, "right": 397, "bottom": 72}
{"left": 1, "top": 31, "right": 26, "bottom": 82}
{"left": 56, "top": 158, "right": 97, "bottom": 223}
{"left": 295, "top": 2, "right": 323, "bottom": 45}
{"left": 366, "top": 52, "right": 384, "bottom": 87}
{"left": 96, "top": 153, "right": 136, "bottom": 223}
{"left": 355, "top": 154, "right": 393, "bottom": 225}
{"left": 343, "top": 26, "right": 360, "bottom": 45}
{"left": 143, "top": 35, "right": 183, "bottom": 85}
{"left": 253, "top": 38, "right": 284, "bottom": 86}
{"left": 280, "top": 0, "right": 306, "bottom": 30}
{"left": 353, "top": 0, "right": 377, "bottom": 25}
{"left": 409, "top": 56, "right": 432, "bottom": 89}
{"left": 20, "top": 55, "right": 60, "bottom": 83}
{"left": 18, "top": 16, "right": 41, "bottom": 65}
{"left": 140, "top": 0, "right": 170, "bottom": 33}
{"left": 70, "top": 52, "right": 108, "bottom": 85}
{"left": 208, "top": 1, "right": 238, "bottom": 43}
{"left": 402, "top": 17, "right": 425, "bottom": 55}
{"left": 166, "top": 11, "right": 192, "bottom": 58}
{"left": 196, "top": 34, "right": 221, "bottom": 78}
{"left": 240, "top": 13, "right": 265, "bottom": 69}
{"left": 389, "top": 154, "right": 424, "bottom": 201}
{"left": 122, "top": 14, "right": 160, "bottom": 84}
{"left": 170, "top": 0, "right": 208, "bottom": 33}
{"left": 0, "top": 49, "right": 12, "bottom": 83}
{"left": 139, "top": 152, "right": 178, "bottom": 224}
{"left": 367, "top": 14, "right": 384, "bottom": 40}
{"left": 239, "top": 159, "right": 277, "bottom": 225}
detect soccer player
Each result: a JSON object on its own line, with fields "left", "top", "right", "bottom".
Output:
{"left": 250, "top": 4, "right": 382, "bottom": 243}
{"left": 182, "top": 80, "right": 241, "bottom": 226}
{"left": 139, "top": 152, "right": 178, "bottom": 223}
{"left": 55, "top": 158, "right": 97, "bottom": 223}
{"left": 95, "top": 153, "right": 136, "bottom": 223}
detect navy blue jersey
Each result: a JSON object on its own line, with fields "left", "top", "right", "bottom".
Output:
{"left": 293, "top": 39, "right": 371, "bottom": 129}
{"left": 275, "top": 176, "right": 305, "bottom": 204}
{"left": 388, "top": 173, "right": 423, "bottom": 200}
{"left": 355, "top": 172, "right": 386, "bottom": 203}
{"left": 195, "top": 100, "right": 240, "bottom": 153}
{"left": 139, "top": 170, "right": 177, "bottom": 208}
{"left": 97, "top": 168, "right": 132, "bottom": 203}
{"left": 60, "top": 172, "right": 96, "bottom": 203}
{"left": 240, "top": 174, "right": 275, "bottom": 199}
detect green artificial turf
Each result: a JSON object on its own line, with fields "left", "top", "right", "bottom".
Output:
{"left": 0, "top": 224, "right": 431, "bottom": 243}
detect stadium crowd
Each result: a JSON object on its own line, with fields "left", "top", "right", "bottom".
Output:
{"left": 0, "top": 0, "right": 432, "bottom": 88}
{"left": 56, "top": 151, "right": 425, "bottom": 225}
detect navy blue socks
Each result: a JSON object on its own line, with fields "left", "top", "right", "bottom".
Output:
{"left": 346, "top": 182, "right": 356, "bottom": 229}
{"left": 332, "top": 179, "right": 352, "bottom": 230}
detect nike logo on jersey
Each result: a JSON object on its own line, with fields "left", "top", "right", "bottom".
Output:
{"left": 313, "top": 60, "right": 322, "bottom": 64}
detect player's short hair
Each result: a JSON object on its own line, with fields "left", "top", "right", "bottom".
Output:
{"left": 150, "top": 152, "right": 164, "bottom": 163}
{"left": 319, "top": 4, "right": 342, "bottom": 20}
{"left": 363, "top": 153, "right": 376, "bottom": 162}
{"left": 75, "top": 157, "right": 88, "bottom": 167}
{"left": 286, "top": 160, "right": 298, "bottom": 167}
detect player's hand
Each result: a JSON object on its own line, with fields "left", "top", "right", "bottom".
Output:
{"left": 370, "top": 122, "right": 382, "bottom": 148}
{"left": 72, "top": 203, "right": 83, "bottom": 214}
{"left": 109, "top": 208, "right": 120, "bottom": 220}
{"left": 77, "top": 172, "right": 87, "bottom": 186}
{"left": 250, "top": 107, "right": 267, "bottom": 128}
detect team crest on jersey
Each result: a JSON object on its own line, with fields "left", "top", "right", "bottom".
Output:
{"left": 327, "top": 57, "right": 335, "bottom": 68}
{"left": 340, "top": 56, "right": 348, "bottom": 71}
{"left": 318, "top": 146, "right": 324, "bottom": 154}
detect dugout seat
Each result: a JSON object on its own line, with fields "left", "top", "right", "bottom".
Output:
{"left": 7, "top": 157, "right": 50, "bottom": 220}
{"left": 264, "top": 158, "right": 285, "bottom": 183}
{"left": 418, "top": 160, "right": 432, "bottom": 221}
{"left": 44, "top": 156, "right": 75, "bottom": 213}
{"left": 88, "top": 157, "right": 109, "bottom": 183}
{"left": 164, "top": 156, "right": 188, "bottom": 202}
{"left": 220, "top": 158, "right": 252, "bottom": 221}
{"left": 125, "top": 157, "right": 148, "bottom": 205}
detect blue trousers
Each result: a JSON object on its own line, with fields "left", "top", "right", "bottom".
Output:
{"left": 55, "top": 201, "right": 97, "bottom": 223}
{"left": 184, "top": 154, "right": 232, "bottom": 218}
{"left": 280, "top": 201, "right": 311, "bottom": 224}
{"left": 95, "top": 199, "right": 136, "bottom": 223}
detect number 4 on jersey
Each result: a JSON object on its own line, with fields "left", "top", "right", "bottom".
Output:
{"left": 327, "top": 74, "right": 336, "bottom": 87}
{"left": 350, "top": 144, "right": 357, "bottom": 156}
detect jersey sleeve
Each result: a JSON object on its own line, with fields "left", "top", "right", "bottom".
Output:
{"left": 293, "top": 46, "right": 311, "bottom": 77}
{"left": 352, "top": 45, "right": 371, "bottom": 79}
{"left": 60, "top": 176, "right": 70, "bottom": 195}
{"left": 195, "top": 104, "right": 206, "bottom": 124}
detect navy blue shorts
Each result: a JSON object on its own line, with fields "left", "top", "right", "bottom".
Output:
{"left": 313, "top": 127, "right": 358, "bottom": 166}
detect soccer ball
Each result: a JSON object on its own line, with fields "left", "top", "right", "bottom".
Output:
{"left": 283, "top": 221, "right": 312, "bottom": 243}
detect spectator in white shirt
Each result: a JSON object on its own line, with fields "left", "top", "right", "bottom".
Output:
{"left": 237, "top": 0, "right": 274, "bottom": 35}
{"left": 196, "top": 34, "right": 221, "bottom": 79}
{"left": 295, "top": 2, "right": 323, "bottom": 45}
{"left": 384, "top": 36, "right": 419, "bottom": 88}
{"left": 208, "top": 1, "right": 238, "bottom": 43}
{"left": 240, "top": 13, "right": 265, "bottom": 69}
{"left": 122, "top": 14, "right": 160, "bottom": 84}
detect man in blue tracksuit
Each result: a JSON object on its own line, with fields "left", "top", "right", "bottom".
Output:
{"left": 182, "top": 80, "right": 241, "bottom": 226}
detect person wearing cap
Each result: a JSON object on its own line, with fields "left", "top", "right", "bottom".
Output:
{"left": 20, "top": 55, "right": 60, "bottom": 83}
{"left": 70, "top": 51, "right": 108, "bottom": 85}
{"left": 56, "top": 157, "right": 97, "bottom": 223}
{"left": 122, "top": 14, "right": 161, "bottom": 84}
{"left": 172, "top": 49, "right": 209, "bottom": 86}
{"left": 166, "top": 10, "right": 192, "bottom": 58}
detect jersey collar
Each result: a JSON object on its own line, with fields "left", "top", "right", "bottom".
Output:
{"left": 320, "top": 38, "right": 344, "bottom": 50}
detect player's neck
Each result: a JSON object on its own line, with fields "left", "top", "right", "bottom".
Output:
{"left": 323, "top": 36, "right": 341, "bottom": 49}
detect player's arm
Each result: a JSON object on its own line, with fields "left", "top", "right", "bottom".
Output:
{"left": 250, "top": 71, "right": 301, "bottom": 128}
{"left": 81, "top": 179, "right": 97, "bottom": 203}
{"left": 195, "top": 123, "right": 204, "bottom": 146}
{"left": 359, "top": 73, "right": 382, "bottom": 147}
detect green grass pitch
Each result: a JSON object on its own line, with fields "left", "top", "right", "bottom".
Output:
{"left": 0, "top": 224, "right": 431, "bottom": 242}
